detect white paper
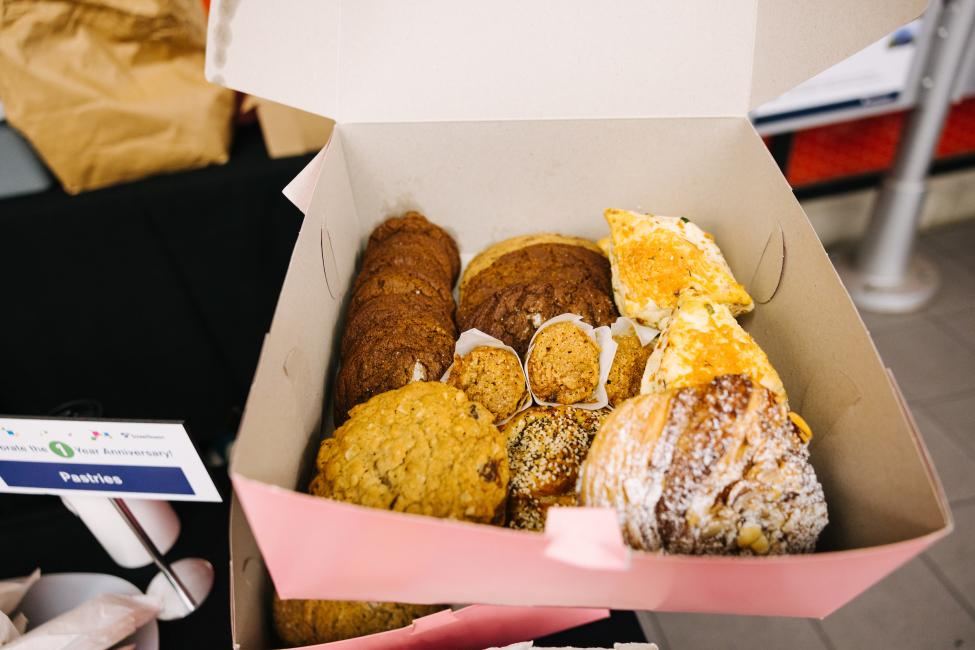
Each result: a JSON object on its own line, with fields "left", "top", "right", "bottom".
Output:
{"left": 0, "top": 571, "right": 39, "bottom": 616}
{"left": 523, "top": 314, "right": 617, "bottom": 411}
{"left": 282, "top": 146, "right": 327, "bottom": 215}
{"left": 5, "top": 594, "right": 160, "bottom": 650}
{"left": 609, "top": 317, "right": 659, "bottom": 348}
{"left": 0, "top": 417, "right": 220, "bottom": 502}
{"left": 0, "top": 611, "right": 21, "bottom": 645}
{"left": 441, "top": 329, "right": 532, "bottom": 425}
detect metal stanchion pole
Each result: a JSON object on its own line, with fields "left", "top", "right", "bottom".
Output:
{"left": 110, "top": 498, "right": 214, "bottom": 620}
{"left": 836, "top": 0, "right": 975, "bottom": 313}
{"left": 110, "top": 498, "right": 199, "bottom": 614}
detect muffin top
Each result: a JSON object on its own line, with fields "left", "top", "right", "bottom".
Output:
{"left": 526, "top": 322, "right": 601, "bottom": 404}
{"left": 446, "top": 345, "right": 528, "bottom": 422}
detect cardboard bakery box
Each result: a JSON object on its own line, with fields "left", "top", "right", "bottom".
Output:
{"left": 206, "top": 1, "right": 952, "bottom": 647}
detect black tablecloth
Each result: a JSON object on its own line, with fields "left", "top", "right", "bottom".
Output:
{"left": 0, "top": 124, "right": 307, "bottom": 648}
{"left": 0, "top": 125, "right": 308, "bottom": 445}
{"left": 0, "top": 125, "right": 647, "bottom": 648}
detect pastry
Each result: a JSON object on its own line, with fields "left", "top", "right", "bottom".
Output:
{"left": 460, "top": 281, "right": 617, "bottom": 356}
{"left": 504, "top": 406, "right": 609, "bottom": 531}
{"left": 446, "top": 345, "right": 528, "bottom": 422}
{"left": 579, "top": 374, "right": 827, "bottom": 555}
{"left": 315, "top": 382, "right": 509, "bottom": 523}
{"left": 526, "top": 321, "right": 601, "bottom": 404}
{"left": 334, "top": 212, "right": 458, "bottom": 424}
{"left": 604, "top": 208, "right": 753, "bottom": 328}
{"left": 273, "top": 596, "right": 443, "bottom": 646}
{"left": 641, "top": 296, "right": 786, "bottom": 404}
{"left": 460, "top": 233, "right": 604, "bottom": 300}
{"left": 605, "top": 331, "right": 653, "bottom": 407}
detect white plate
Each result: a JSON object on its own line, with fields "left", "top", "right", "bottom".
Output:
{"left": 17, "top": 573, "right": 159, "bottom": 650}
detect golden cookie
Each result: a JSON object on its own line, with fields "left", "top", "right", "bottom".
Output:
{"left": 273, "top": 596, "right": 443, "bottom": 646}
{"left": 315, "top": 382, "right": 509, "bottom": 524}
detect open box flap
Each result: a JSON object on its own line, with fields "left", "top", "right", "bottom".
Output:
{"left": 234, "top": 473, "right": 948, "bottom": 618}
{"left": 230, "top": 495, "right": 611, "bottom": 650}
{"left": 206, "top": 0, "right": 925, "bottom": 123}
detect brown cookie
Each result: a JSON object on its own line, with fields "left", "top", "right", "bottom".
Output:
{"left": 342, "top": 293, "right": 455, "bottom": 357}
{"left": 350, "top": 267, "right": 455, "bottom": 312}
{"left": 459, "top": 280, "right": 618, "bottom": 355}
{"left": 605, "top": 331, "right": 654, "bottom": 407}
{"left": 334, "top": 341, "right": 454, "bottom": 423}
{"left": 367, "top": 212, "right": 460, "bottom": 281}
{"left": 342, "top": 318, "right": 456, "bottom": 372}
{"left": 526, "top": 321, "right": 601, "bottom": 404}
{"left": 361, "top": 231, "right": 457, "bottom": 286}
{"left": 334, "top": 213, "right": 460, "bottom": 424}
{"left": 359, "top": 242, "right": 454, "bottom": 289}
{"left": 460, "top": 243, "right": 612, "bottom": 316}
{"left": 446, "top": 346, "right": 528, "bottom": 422}
{"left": 460, "top": 234, "right": 605, "bottom": 300}
{"left": 341, "top": 321, "right": 455, "bottom": 378}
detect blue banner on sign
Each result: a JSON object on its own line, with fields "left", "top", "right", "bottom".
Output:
{"left": 0, "top": 461, "right": 194, "bottom": 495}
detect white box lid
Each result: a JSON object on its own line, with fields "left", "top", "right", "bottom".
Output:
{"left": 206, "top": 0, "right": 924, "bottom": 123}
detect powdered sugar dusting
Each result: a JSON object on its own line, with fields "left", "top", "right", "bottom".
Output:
{"left": 580, "top": 375, "right": 827, "bottom": 555}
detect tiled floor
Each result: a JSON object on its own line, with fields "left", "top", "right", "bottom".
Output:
{"left": 637, "top": 219, "right": 975, "bottom": 649}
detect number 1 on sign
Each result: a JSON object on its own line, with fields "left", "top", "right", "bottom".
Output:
{"left": 49, "top": 441, "right": 74, "bottom": 458}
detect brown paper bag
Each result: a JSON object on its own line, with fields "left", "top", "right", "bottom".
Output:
{"left": 242, "top": 95, "right": 334, "bottom": 159}
{"left": 0, "top": 0, "right": 235, "bottom": 194}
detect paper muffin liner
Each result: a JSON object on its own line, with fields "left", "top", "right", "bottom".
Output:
{"left": 523, "top": 313, "right": 617, "bottom": 410}
{"left": 610, "top": 316, "right": 660, "bottom": 347}
{"left": 441, "top": 328, "right": 532, "bottom": 425}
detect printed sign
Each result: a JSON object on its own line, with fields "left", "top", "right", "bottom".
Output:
{"left": 0, "top": 417, "right": 221, "bottom": 502}
{"left": 753, "top": 19, "right": 923, "bottom": 126}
